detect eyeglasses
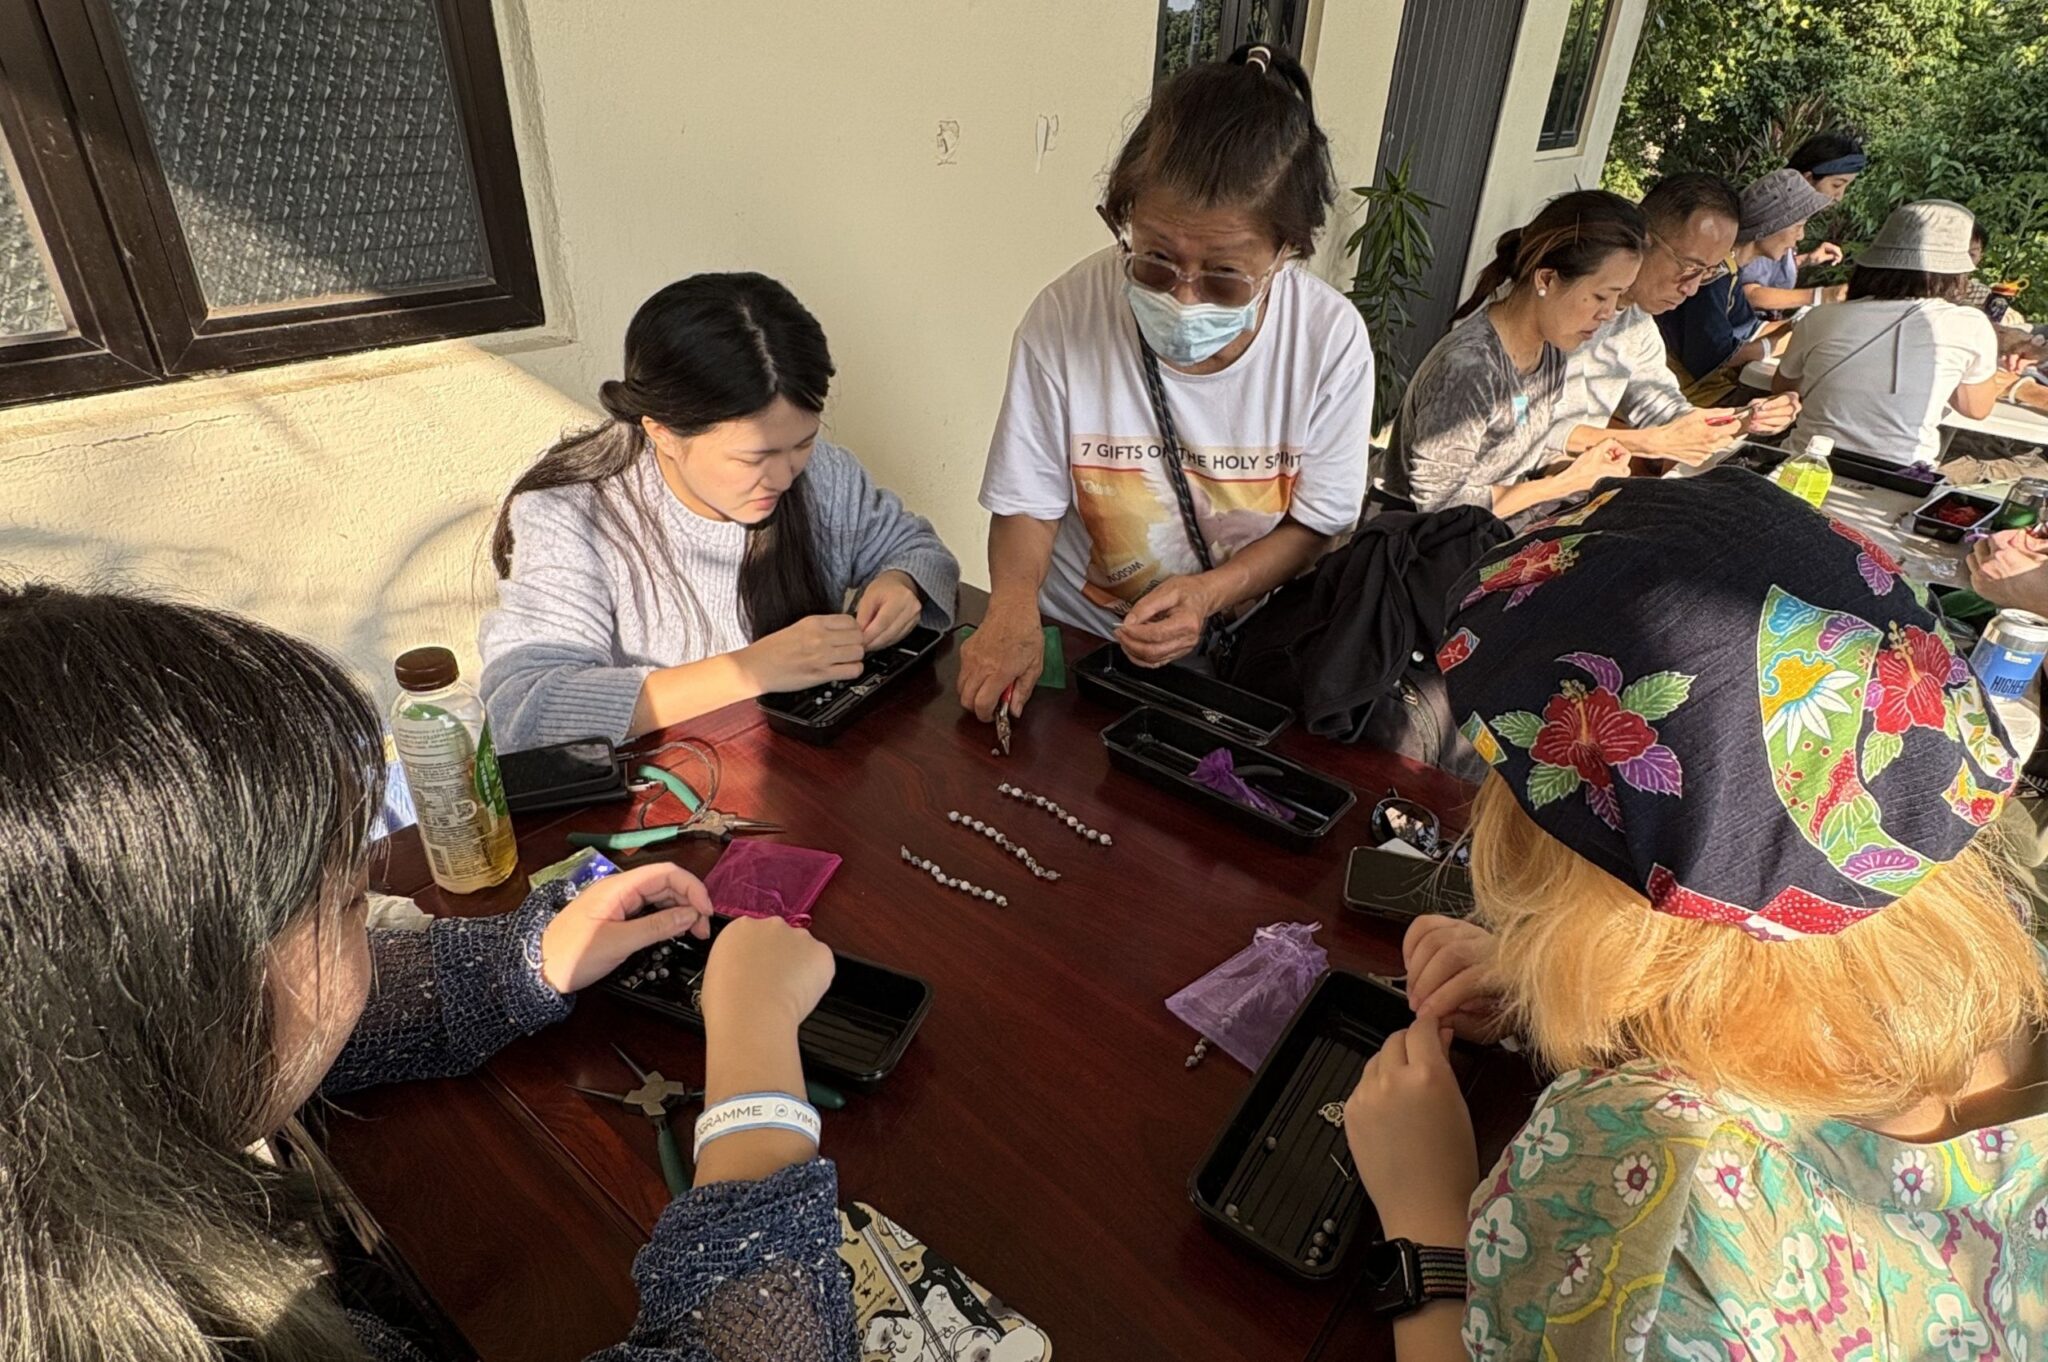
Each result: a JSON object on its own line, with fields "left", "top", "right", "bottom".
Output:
{"left": 1650, "top": 233, "right": 1727, "bottom": 287}
{"left": 1100, "top": 207, "right": 1285, "bottom": 308}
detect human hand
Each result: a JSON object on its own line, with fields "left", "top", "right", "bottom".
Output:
{"left": 957, "top": 599, "right": 1043, "bottom": 722}
{"left": 1116, "top": 575, "right": 1217, "bottom": 668}
{"left": 1808, "top": 242, "right": 1845, "bottom": 268}
{"left": 1822, "top": 282, "right": 1850, "bottom": 303}
{"left": 700, "top": 915, "right": 836, "bottom": 1033}
{"left": 1741, "top": 392, "right": 1800, "bottom": 435}
{"left": 1970, "top": 530, "right": 2048, "bottom": 612}
{"left": 1344, "top": 1021, "right": 1479, "bottom": 1244}
{"left": 1404, "top": 915, "right": 1504, "bottom": 1043}
{"left": 539, "top": 863, "right": 714, "bottom": 994}
{"left": 739, "top": 614, "right": 866, "bottom": 694}
{"left": 1651, "top": 408, "right": 1742, "bottom": 463}
{"left": 1560, "top": 438, "right": 1633, "bottom": 493}
{"left": 855, "top": 570, "right": 924, "bottom": 650}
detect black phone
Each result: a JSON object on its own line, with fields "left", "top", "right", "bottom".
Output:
{"left": 1341, "top": 846, "right": 1474, "bottom": 923}
{"left": 498, "top": 738, "right": 630, "bottom": 815}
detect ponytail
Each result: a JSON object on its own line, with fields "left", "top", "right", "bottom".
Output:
{"left": 1452, "top": 190, "right": 1648, "bottom": 321}
{"left": 1455, "top": 228, "right": 1526, "bottom": 322}
{"left": 1104, "top": 43, "right": 1335, "bottom": 255}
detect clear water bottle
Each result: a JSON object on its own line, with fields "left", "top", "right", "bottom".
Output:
{"left": 390, "top": 646, "right": 517, "bottom": 894}
{"left": 1773, "top": 435, "right": 1835, "bottom": 509}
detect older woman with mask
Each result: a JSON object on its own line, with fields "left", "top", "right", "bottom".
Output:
{"left": 960, "top": 44, "right": 1372, "bottom": 714}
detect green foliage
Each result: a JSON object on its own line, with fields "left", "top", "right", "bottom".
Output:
{"left": 1158, "top": 0, "right": 1225, "bottom": 82}
{"left": 1605, "top": 0, "right": 2048, "bottom": 309}
{"left": 1345, "top": 156, "right": 1439, "bottom": 430}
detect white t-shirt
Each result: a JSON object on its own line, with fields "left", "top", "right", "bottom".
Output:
{"left": 978, "top": 248, "right": 1373, "bottom": 637}
{"left": 1779, "top": 298, "right": 1999, "bottom": 464}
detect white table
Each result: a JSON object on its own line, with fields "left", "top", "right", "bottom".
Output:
{"left": 1739, "top": 357, "right": 2048, "bottom": 445}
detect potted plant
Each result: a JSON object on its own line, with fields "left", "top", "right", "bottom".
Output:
{"left": 1345, "top": 154, "right": 1438, "bottom": 433}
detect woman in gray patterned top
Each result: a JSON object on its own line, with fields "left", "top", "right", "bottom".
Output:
{"left": 1384, "top": 191, "right": 1678, "bottom": 518}
{"left": 480, "top": 274, "right": 958, "bottom": 753}
{"left": 0, "top": 582, "right": 854, "bottom": 1362}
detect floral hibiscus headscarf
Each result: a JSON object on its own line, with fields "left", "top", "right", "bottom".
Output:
{"left": 1441, "top": 467, "right": 2017, "bottom": 941}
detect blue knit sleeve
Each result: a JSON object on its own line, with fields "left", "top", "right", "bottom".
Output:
{"left": 586, "top": 1158, "right": 856, "bottom": 1362}
{"left": 320, "top": 883, "right": 576, "bottom": 1097}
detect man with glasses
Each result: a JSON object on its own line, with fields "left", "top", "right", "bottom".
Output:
{"left": 1547, "top": 174, "right": 1800, "bottom": 460}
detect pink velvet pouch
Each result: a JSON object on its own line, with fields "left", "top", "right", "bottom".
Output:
{"left": 702, "top": 839, "right": 842, "bottom": 929}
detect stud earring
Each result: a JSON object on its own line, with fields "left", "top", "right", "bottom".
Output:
{"left": 1537, "top": 287, "right": 1547, "bottom": 297}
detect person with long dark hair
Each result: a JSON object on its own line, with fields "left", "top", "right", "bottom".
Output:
{"left": 1773, "top": 200, "right": 2018, "bottom": 467}
{"left": 1383, "top": 190, "right": 1654, "bottom": 518}
{"left": 482, "top": 273, "right": 957, "bottom": 751}
{"left": 0, "top": 582, "right": 853, "bottom": 1359}
{"left": 960, "top": 44, "right": 1372, "bottom": 714}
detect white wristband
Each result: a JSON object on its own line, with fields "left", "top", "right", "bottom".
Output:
{"left": 693, "top": 1092, "right": 821, "bottom": 1161}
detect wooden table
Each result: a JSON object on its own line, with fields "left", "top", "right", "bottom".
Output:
{"left": 328, "top": 617, "right": 1538, "bottom": 1362}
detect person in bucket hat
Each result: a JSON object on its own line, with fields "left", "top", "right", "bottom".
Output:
{"left": 1337, "top": 469, "right": 2048, "bottom": 1359}
{"left": 1739, "top": 166, "right": 1850, "bottom": 316}
{"left": 1775, "top": 199, "right": 2020, "bottom": 469}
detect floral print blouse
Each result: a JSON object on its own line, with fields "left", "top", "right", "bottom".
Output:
{"left": 1464, "top": 1060, "right": 2048, "bottom": 1360}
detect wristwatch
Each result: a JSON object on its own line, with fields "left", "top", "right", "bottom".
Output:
{"left": 1360, "top": 1238, "right": 1467, "bottom": 1316}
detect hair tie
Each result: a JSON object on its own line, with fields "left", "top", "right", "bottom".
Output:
{"left": 1245, "top": 44, "right": 1272, "bottom": 73}
{"left": 597, "top": 379, "right": 640, "bottom": 426}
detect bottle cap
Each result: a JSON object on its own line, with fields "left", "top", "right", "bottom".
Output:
{"left": 1806, "top": 436, "right": 1834, "bottom": 459}
{"left": 394, "top": 646, "right": 460, "bottom": 692}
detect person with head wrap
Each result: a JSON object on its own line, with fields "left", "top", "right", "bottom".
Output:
{"left": 1338, "top": 468, "right": 2048, "bottom": 1359}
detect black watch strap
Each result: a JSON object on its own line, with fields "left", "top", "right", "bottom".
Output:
{"left": 1363, "top": 1238, "right": 1467, "bottom": 1316}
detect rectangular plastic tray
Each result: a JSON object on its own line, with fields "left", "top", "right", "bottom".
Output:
{"left": 757, "top": 625, "right": 947, "bottom": 744}
{"left": 1074, "top": 643, "right": 1292, "bottom": 746}
{"left": 1189, "top": 971, "right": 1413, "bottom": 1279}
{"left": 1829, "top": 450, "right": 1945, "bottom": 497}
{"left": 1100, "top": 706, "right": 1354, "bottom": 849}
{"left": 597, "top": 916, "right": 933, "bottom": 1090}
{"left": 1911, "top": 487, "right": 2002, "bottom": 544}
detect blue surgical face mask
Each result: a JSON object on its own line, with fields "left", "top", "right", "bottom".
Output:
{"left": 1124, "top": 279, "right": 1263, "bottom": 367}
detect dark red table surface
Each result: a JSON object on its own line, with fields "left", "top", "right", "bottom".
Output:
{"left": 330, "top": 614, "right": 1538, "bottom": 1362}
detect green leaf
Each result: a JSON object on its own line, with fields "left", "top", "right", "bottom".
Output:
{"left": 1527, "top": 762, "right": 1582, "bottom": 809}
{"left": 1862, "top": 729, "right": 1905, "bottom": 781}
{"left": 1492, "top": 710, "right": 1545, "bottom": 748}
{"left": 1618, "top": 671, "right": 1695, "bottom": 721}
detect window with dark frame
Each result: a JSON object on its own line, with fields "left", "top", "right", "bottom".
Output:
{"left": 0, "top": 0, "right": 541, "bottom": 410}
{"left": 1154, "top": 0, "right": 1309, "bottom": 85}
{"left": 1536, "top": 0, "right": 1616, "bottom": 153}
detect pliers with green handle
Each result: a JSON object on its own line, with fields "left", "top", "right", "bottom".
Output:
{"left": 567, "top": 764, "right": 783, "bottom": 853}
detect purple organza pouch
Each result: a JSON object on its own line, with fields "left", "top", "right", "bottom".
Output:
{"left": 1192, "top": 748, "right": 1295, "bottom": 821}
{"left": 1166, "top": 922, "right": 1328, "bottom": 1069}
{"left": 702, "top": 840, "right": 841, "bottom": 929}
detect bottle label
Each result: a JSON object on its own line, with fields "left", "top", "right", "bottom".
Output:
{"left": 394, "top": 702, "right": 517, "bottom": 893}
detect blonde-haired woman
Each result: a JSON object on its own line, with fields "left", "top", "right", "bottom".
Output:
{"left": 1340, "top": 468, "right": 2048, "bottom": 1358}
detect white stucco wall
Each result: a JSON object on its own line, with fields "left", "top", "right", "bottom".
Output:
{"left": 0, "top": 0, "right": 1435, "bottom": 704}
{"left": 1460, "top": 0, "right": 1651, "bottom": 291}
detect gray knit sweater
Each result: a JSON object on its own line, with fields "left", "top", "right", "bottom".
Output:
{"left": 479, "top": 443, "right": 958, "bottom": 752}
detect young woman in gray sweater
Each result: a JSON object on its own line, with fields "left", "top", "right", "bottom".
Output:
{"left": 480, "top": 274, "right": 958, "bottom": 752}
